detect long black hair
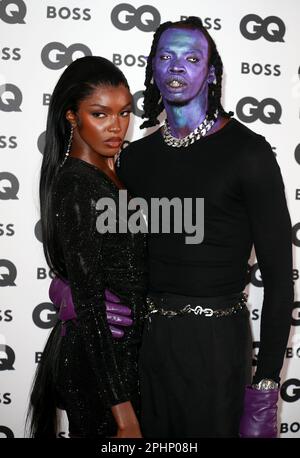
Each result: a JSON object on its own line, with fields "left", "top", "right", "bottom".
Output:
{"left": 40, "top": 55, "right": 129, "bottom": 279}
{"left": 140, "top": 16, "right": 233, "bottom": 129}
{"left": 27, "top": 56, "right": 130, "bottom": 437}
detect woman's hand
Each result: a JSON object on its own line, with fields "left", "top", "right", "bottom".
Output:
{"left": 111, "top": 401, "right": 142, "bottom": 438}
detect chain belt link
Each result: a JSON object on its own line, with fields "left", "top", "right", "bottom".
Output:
{"left": 145, "top": 292, "right": 248, "bottom": 320}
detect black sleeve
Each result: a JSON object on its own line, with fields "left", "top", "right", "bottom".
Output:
{"left": 57, "top": 174, "right": 130, "bottom": 406}
{"left": 116, "top": 145, "right": 136, "bottom": 192}
{"left": 240, "top": 138, "right": 294, "bottom": 384}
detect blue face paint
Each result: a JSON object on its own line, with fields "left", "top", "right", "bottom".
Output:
{"left": 153, "top": 28, "right": 213, "bottom": 138}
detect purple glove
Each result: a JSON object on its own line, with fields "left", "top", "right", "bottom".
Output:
{"left": 239, "top": 385, "right": 279, "bottom": 438}
{"left": 49, "top": 277, "right": 133, "bottom": 338}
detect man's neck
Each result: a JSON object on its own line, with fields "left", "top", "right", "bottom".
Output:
{"left": 163, "top": 91, "right": 208, "bottom": 138}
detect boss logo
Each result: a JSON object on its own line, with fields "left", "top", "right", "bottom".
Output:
{"left": 0, "top": 135, "right": 17, "bottom": 148}
{"left": 0, "top": 84, "right": 22, "bottom": 112}
{"left": 295, "top": 144, "right": 300, "bottom": 165}
{"left": 37, "top": 131, "right": 46, "bottom": 154}
{"left": 37, "top": 267, "right": 56, "bottom": 280}
{"left": 41, "top": 42, "right": 92, "bottom": 70}
{"left": 132, "top": 90, "right": 144, "bottom": 118}
{"left": 0, "top": 172, "right": 19, "bottom": 200}
{"left": 0, "top": 0, "right": 26, "bottom": 24}
{"left": 46, "top": 6, "right": 91, "bottom": 21}
{"left": 286, "top": 347, "right": 300, "bottom": 358}
{"left": 241, "top": 62, "right": 281, "bottom": 77}
{"left": 0, "top": 224, "right": 15, "bottom": 237}
{"left": 32, "top": 302, "right": 58, "bottom": 329}
{"left": 0, "top": 259, "right": 17, "bottom": 286}
{"left": 180, "top": 16, "right": 221, "bottom": 30}
{"left": 34, "top": 220, "right": 42, "bottom": 243}
{"left": 240, "top": 14, "right": 285, "bottom": 42}
{"left": 292, "top": 302, "right": 300, "bottom": 327}
{"left": 280, "top": 378, "right": 300, "bottom": 403}
{"left": 111, "top": 3, "right": 160, "bottom": 32}
{"left": 293, "top": 223, "right": 300, "bottom": 247}
{"left": 280, "top": 422, "right": 300, "bottom": 434}
{"left": 0, "top": 344, "right": 15, "bottom": 371}
{"left": 112, "top": 53, "right": 147, "bottom": 67}
{"left": 0, "top": 426, "right": 14, "bottom": 438}
{"left": 236, "top": 97, "right": 282, "bottom": 124}
{"left": 0, "top": 393, "right": 11, "bottom": 404}
{"left": 0, "top": 309, "right": 13, "bottom": 322}
{"left": 1, "top": 47, "right": 21, "bottom": 60}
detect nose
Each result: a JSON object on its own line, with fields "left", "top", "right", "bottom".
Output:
{"left": 108, "top": 115, "right": 121, "bottom": 132}
{"left": 169, "top": 59, "right": 186, "bottom": 74}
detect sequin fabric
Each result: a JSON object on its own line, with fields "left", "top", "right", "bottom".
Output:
{"left": 53, "top": 157, "right": 147, "bottom": 437}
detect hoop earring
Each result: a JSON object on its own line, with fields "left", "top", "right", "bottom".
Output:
{"left": 61, "top": 125, "right": 74, "bottom": 167}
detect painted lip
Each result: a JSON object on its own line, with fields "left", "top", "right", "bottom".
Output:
{"left": 165, "top": 76, "right": 188, "bottom": 90}
{"left": 104, "top": 137, "right": 122, "bottom": 148}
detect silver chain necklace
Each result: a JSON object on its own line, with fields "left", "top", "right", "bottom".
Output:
{"left": 162, "top": 110, "right": 218, "bottom": 148}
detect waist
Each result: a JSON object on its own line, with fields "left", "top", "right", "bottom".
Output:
{"left": 146, "top": 291, "right": 247, "bottom": 318}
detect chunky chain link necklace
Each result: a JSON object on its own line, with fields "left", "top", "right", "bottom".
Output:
{"left": 162, "top": 110, "right": 218, "bottom": 148}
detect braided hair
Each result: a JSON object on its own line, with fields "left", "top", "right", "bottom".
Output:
{"left": 140, "top": 16, "right": 233, "bottom": 129}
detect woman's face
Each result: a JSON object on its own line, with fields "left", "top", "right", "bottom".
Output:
{"left": 70, "top": 84, "right": 132, "bottom": 157}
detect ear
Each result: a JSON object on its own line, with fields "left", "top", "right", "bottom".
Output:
{"left": 65, "top": 110, "right": 77, "bottom": 128}
{"left": 207, "top": 65, "right": 216, "bottom": 84}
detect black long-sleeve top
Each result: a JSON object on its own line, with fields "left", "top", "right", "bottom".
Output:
{"left": 54, "top": 157, "right": 147, "bottom": 411}
{"left": 117, "top": 118, "right": 294, "bottom": 384}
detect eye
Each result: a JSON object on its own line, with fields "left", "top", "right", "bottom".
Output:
{"left": 92, "top": 112, "right": 106, "bottom": 118}
{"left": 160, "top": 55, "right": 171, "bottom": 61}
{"left": 187, "top": 56, "right": 199, "bottom": 63}
{"left": 120, "top": 110, "right": 132, "bottom": 117}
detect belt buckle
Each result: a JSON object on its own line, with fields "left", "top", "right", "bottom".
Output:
{"left": 182, "top": 304, "right": 214, "bottom": 317}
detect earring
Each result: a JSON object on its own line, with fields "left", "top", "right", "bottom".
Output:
{"left": 61, "top": 125, "right": 74, "bottom": 167}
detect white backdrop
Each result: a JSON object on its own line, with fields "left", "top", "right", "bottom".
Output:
{"left": 0, "top": 0, "right": 299, "bottom": 438}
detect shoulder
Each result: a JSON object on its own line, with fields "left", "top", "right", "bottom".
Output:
{"left": 55, "top": 158, "right": 114, "bottom": 199}
{"left": 119, "top": 129, "right": 161, "bottom": 164}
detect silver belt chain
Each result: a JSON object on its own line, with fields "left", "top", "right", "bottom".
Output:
{"left": 145, "top": 292, "right": 248, "bottom": 320}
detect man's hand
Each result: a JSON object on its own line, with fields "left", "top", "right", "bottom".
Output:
{"left": 239, "top": 385, "right": 279, "bottom": 438}
{"left": 49, "top": 277, "right": 133, "bottom": 338}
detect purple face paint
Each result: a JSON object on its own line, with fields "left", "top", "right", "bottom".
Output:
{"left": 152, "top": 28, "right": 213, "bottom": 138}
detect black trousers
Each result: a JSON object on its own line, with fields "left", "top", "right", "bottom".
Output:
{"left": 138, "top": 291, "right": 252, "bottom": 438}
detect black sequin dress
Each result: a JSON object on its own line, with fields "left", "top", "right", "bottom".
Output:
{"left": 51, "top": 157, "right": 147, "bottom": 437}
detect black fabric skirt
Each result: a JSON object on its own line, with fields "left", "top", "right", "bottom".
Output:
{"left": 138, "top": 291, "right": 253, "bottom": 438}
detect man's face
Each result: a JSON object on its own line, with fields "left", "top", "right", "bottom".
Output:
{"left": 152, "top": 28, "right": 211, "bottom": 104}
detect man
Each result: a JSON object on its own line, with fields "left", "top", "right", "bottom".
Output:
{"left": 50, "top": 17, "right": 293, "bottom": 437}
{"left": 116, "top": 17, "right": 293, "bottom": 438}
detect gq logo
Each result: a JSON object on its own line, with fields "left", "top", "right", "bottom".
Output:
{"left": 34, "top": 219, "right": 42, "bottom": 243}
{"left": 280, "top": 378, "right": 300, "bottom": 403}
{"left": 0, "top": 84, "right": 22, "bottom": 112}
{"left": 240, "top": 14, "right": 285, "bottom": 42}
{"left": 0, "top": 259, "right": 17, "bottom": 286}
{"left": 236, "top": 97, "right": 282, "bottom": 124}
{"left": 292, "top": 222, "right": 300, "bottom": 247}
{"left": 292, "top": 301, "right": 300, "bottom": 327}
{"left": 0, "top": 426, "right": 14, "bottom": 438}
{"left": 32, "top": 302, "right": 58, "bottom": 329}
{"left": 111, "top": 3, "right": 160, "bottom": 32}
{"left": 0, "top": 172, "right": 19, "bottom": 200}
{"left": 0, "top": 344, "right": 15, "bottom": 370}
{"left": 37, "top": 131, "right": 46, "bottom": 154}
{"left": 41, "top": 42, "right": 92, "bottom": 70}
{"left": 132, "top": 90, "right": 144, "bottom": 118}
{"left": 0, "top": 0, "right": 26, "bottom": 24}
{"left": 246, "top": 262, "right": 263, "bottom": 288}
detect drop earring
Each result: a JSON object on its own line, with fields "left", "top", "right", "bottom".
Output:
{"left": 61, "top": 125, "right": 74, "bottom": 167}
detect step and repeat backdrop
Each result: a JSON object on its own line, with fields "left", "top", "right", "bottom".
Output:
{"left": 0, "top": 0, "right": 299, "bottom": 438}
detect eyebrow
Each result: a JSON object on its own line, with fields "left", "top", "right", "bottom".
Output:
{"left": 157, "top": 48, "right": 203, "bottom": 54}
{"left": 89, "top": 103, "right": 132, "bottom": 109}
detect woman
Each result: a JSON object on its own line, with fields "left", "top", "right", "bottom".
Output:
{"left": 27, "top": 56, "right": 147, "bottom": 438}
